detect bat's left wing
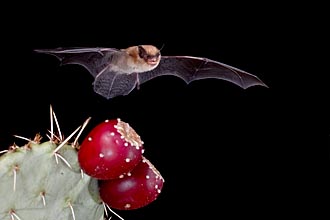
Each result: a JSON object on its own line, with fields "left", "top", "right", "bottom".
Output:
{"left": 138, "top": 56, "right": 268, "bottom": 89}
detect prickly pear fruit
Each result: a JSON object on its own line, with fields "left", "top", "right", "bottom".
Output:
{"left": 0, "top": 134, "right": 104, "bottom": 220}
{"left": 99, "top": 156, "right": 164, "bottom": 210}
{"left": 78, "top": 119, "right": 144, "bottom": 180}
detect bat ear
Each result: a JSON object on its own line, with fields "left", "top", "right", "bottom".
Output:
{"left": 138, "top": 45, "right": 147, "bottom": 59}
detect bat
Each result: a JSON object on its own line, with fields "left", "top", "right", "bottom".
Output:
{"left": 34, "top": 45, "right": 268, "bottom": 99}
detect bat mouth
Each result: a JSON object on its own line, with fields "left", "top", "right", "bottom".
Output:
{"left": 146, "top": 58, "right": 159, "bottom": 66}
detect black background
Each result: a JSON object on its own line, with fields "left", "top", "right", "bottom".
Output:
{"left": 1, "top": 3, "right": 329, "bottom": 219}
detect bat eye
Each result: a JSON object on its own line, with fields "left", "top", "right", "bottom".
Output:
{"left": 154, "top": 52, "right": 160, "bottom": 58}
{"left": 147, "top": 53, "right": 160, "bottom": 60}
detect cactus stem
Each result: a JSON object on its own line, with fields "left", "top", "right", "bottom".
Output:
{"left": 1, "top": 106, "right": 104, "bottom": 220}
{"left": 103, "top": 203, "right": 124, "bottom": 220}
{"left": 40, "top": 191, "right": 46, "bottom": 206}
{"left": 10, "top": 209, "right": 21, "bottom": 220}
{"left": 53, "top": 126, "right": 81, "bottom": 154}
{"left": 73, "top": 117, "right": 92, "bottom": 148}
{"left": 54, "top": 153, "right": 72, "bottom": 169}
{"left": 13, "top": 165, "right": 19, "bottom": 192}
{"left": 68, "top": 202, "right": 76, "bottom": 220}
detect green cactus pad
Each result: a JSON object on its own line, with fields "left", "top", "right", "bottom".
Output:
{"left": 0, "top": 138, "right": 104, "bottom": 220}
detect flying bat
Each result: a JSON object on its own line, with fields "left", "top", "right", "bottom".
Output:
{"left": 34, "top": 45, "right": 268, "bottom": 99}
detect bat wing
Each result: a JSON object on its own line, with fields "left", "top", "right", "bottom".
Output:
{"left": 138, "top": 56, "right": 268, "bottom": 89}
{"left": 35, "top": 47, "right": 138, "bottom": 99}
{"left": 34, "top": 47, "right": 120, "bottom": 78}
{"left": 93, "top": 71, "right": 138, "bottom": 99}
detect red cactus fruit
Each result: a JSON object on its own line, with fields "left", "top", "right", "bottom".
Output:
{"left": 78, "top": 118, "right": 144, "bottom": 179}
{"left": 99, "top": 156, "right": 165, "bottom": 210}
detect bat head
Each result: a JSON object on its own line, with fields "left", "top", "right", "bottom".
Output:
{"left": 124, "top": 45, "right": 161, "bottom": 73}
{"left": 137, "top": 45, "right": 161, "bottom": 66}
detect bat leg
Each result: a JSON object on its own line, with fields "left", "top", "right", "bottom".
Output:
{"left": 136, "top": 73, "right": 141, "bottom": 90}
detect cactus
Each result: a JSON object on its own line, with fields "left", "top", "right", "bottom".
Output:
{"left": 0, "top": 106, "right": 122, "bottom": 220}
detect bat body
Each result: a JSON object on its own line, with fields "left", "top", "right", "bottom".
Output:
{"left": 35, "top": 45, "right": 268, "bottom": 99}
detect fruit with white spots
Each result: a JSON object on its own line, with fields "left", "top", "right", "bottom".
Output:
{"left": 99, "top": 156, "right": 165, "bottom": 210}
{"left": 78, "top": 118, "right": 144, "bottom": 180}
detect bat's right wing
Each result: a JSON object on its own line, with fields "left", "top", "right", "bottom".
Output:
{"left": 34, "top": 47, "right": 120, "bottom": 78}
{"left": 34, "top": 47, "right": 139, "bottom": 99}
